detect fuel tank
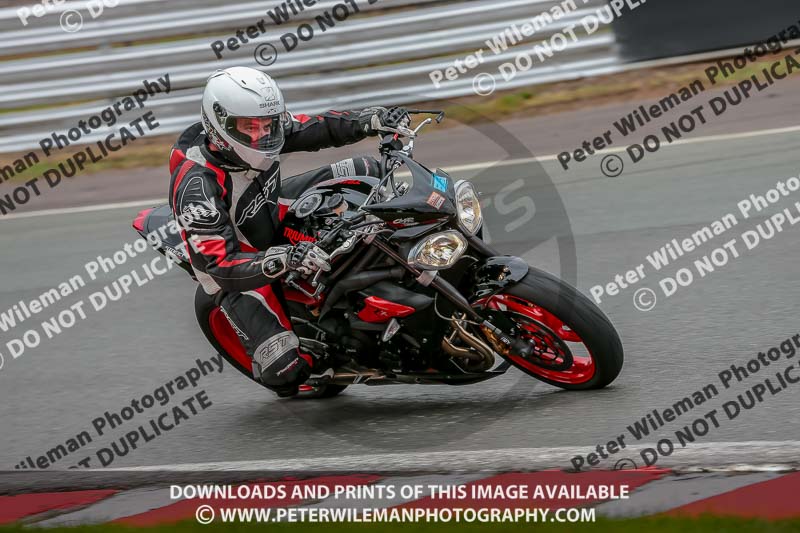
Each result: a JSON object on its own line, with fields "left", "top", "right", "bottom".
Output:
{"left": 280, "top": 176, "right": 377, "bottom": 244}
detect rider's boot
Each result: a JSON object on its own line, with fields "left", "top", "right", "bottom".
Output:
{"left": 269, "top": 350, "right": 331, "bottom": 398}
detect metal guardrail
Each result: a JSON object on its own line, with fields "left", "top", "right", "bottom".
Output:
{"left": 3, "top": 0, "right": 567, "bottom": 83}
{"left": 0, "top": 0, "right": 443, "bottom": 56}
{"left": 0, "top": 0, "right": 618, "bottom": 154}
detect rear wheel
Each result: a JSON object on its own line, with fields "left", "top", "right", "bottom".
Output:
{"left": 194, "top": 286, "right": 347, "bottom": 399}
{"left": 476, "top": 267, "right": 623, "bottom": 390}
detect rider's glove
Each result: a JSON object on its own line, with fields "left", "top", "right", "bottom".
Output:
{"left": 261, "top": 245, "right": 292, "bottom": 280}
{"left": 287, "top": 241, "right": 331, "bottom": 277}
{"left": 261, "top": 242, "right": 331, "bottom": 279}
{"left": 359, "top": 106, "right": 411, "bottom": 136}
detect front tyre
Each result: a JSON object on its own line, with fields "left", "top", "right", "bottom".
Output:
{"left": 477, "top": 267, "right": 623, "bottom": 390}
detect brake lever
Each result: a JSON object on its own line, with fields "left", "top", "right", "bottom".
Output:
{"left": 328, "top": 233, "right": 357, "bottom": 262}
{"left": 380, "top": 125, "right": 416, "bottom": 138}
{"left": 310, "top": 232, "right": 358, "bottom": 288}
{"left": 397, "top": 118, "right": 433, "bottom": 155}
{"left": 413, "top": 118, "right": 432, "bottom": 133}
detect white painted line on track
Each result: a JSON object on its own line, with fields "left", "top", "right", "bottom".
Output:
{"left": 105, "top": 441, "right": 800, "bottom": 473}
{"left": 449, "top": 123, "right": 800, "bottom": 173}
{"left": 5, "top": 123, "right": 800, "bottom": 221}
{"left": 0, "top": 198, "right": 164, "bottom": 221}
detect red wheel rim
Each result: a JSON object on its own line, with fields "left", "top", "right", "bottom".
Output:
{"left": 481, "top": 294, "right": 596, "bottom": 385}
{"left": 209, "top": 308, "right": 252, "bottom": 373}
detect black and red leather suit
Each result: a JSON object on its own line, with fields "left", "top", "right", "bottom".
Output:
{"left": 168, "top": 111, "right": 380, "bottom": 393}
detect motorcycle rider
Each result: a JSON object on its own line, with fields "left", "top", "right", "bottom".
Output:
{"left": 169, "top": 66, "right": 410, "bottom": 397}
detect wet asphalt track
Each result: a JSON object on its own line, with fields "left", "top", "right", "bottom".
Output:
{"left": 2, "top": 92, "right": 800, "bottom": 472}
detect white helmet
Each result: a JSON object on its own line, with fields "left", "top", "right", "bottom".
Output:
{"left": 201, "top": 67, "right": 288, "bottom": 170}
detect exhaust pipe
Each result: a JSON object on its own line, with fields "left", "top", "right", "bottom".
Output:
{"left": 441, "top": 316, "right": 495, "bottom": 366}
{"left": 309, "top": 370, "right": 401, "bottom": 386}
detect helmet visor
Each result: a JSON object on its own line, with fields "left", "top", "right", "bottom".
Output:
{"left": 223, "top": 114, "right": 285, "bottom": 154}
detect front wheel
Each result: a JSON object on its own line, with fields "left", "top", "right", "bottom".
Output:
{"left": 476, "top": 267, "right": 623, "bottom": 390}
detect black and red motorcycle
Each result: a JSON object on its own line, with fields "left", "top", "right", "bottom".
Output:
{"left": 133, "top": 111, "right": 623, "bottom": 398}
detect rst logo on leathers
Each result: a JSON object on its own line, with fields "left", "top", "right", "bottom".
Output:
{"left": 255, "top": 331, "right": 300, "bottom": 370}
{"left": 234, "top": 169, "right": 279, "bottom": 226}
{"left": 179, "top": 176, "right": 220, "bottom": 228}
{"left": 181, "top": 202, "right": 220, "bottom": 227}
{"left": 330, "top": 158, "right": 356, "bottom": 178}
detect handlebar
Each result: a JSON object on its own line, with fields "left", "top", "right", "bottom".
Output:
{"left": 406, "top": 109, "right": 446, "bottom": 124}
{"left": 374, "top": 109, "right": 445, "bottom": 198}
{"left": 285, "top": 108, "right": 447, "bottom": 296}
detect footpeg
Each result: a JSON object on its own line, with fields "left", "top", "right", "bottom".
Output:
{"left": 306, "top": 367, "right": 334, "bottom": 386}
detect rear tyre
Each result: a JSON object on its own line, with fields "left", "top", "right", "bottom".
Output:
{"left": 194, "top": 286, "right": 347, "bottom": 399}
{"left": 479, "top": 267, "right": 623, "bottom": 390}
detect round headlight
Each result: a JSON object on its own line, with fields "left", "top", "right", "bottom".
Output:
{"left": 408, "top": 230, "right": 468, "bottom": 270}
{"left": 454, "top": 180, "right": 483, "bottom": 235}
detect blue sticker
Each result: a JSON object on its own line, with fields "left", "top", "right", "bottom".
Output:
{"left": 432, "top": 174, "right": 448, "bottom": 192}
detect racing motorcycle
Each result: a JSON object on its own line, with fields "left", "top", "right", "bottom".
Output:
{"left": 132, "top": 111, "right": 623, "bottom": 398}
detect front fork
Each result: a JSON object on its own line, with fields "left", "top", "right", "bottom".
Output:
{"left": 467, "top": 248, "right": 533, "bottom": 357}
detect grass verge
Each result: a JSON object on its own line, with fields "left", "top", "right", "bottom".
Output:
{"left": 1, "top": 54, "right": 796, "bottom": 183}
{"left": 437, "top": 55, "right": 797, "bottom": 124}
